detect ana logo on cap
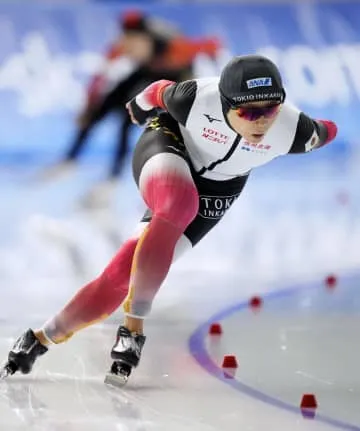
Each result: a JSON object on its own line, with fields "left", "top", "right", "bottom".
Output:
{"left": 246, "top": 77, "right": 272, "bottom": 89}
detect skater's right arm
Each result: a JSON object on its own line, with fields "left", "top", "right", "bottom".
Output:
{"left": 126, "top": 79, "right": 197, "bottom": 126}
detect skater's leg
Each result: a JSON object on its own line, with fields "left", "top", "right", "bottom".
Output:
{"left": 123, "top": 156, "right": 198, "bottom": 324}
{"left": 2, "top": 220, "right": 192, "bottom": 377}
{"left": 106, "top": 163, "right": 249, "bottom": 382}
{"left": 105, "top": 142, "right": 198, "bottom": 383}
{"left": 110, "top": 114, "right": 133, "bottom": 179}
{"left": 64, "top": 104, "right": 100, "bottom": 161}
{"left": 121, "top": 117, "right": 199, "bottom": 331}
{"left": 79, "top": 115, "right": 133, "bottom": 209}
{"left": 64, "top": 125, "right": 92, "bottom": 161}
{"left": 35, "top": 237, "right": 138, "bottom": 345}
{"left": 2, "top": 235, "right": 139, "bottom": 377}
{"left": 34, "top": 219, "right": 193, "bottom": 346}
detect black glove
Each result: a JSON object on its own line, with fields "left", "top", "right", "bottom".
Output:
{"left": 126, "top": 98, "right": 157, "bottom": 126}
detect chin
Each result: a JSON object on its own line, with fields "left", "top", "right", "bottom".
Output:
{"left": 247, "top": 133, "right": 265, "bottom": 143}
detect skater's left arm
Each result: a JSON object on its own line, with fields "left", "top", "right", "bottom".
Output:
{"left": 288, "top": 112, "right": 338, "bottom": 154}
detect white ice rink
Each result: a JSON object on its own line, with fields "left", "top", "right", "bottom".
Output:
{"left": 1, "top": 156, "right": 360, "bottom": 430}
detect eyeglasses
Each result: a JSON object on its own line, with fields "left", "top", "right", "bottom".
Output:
{"left": 234, "top": 104, "right": 281, "bottom": 121}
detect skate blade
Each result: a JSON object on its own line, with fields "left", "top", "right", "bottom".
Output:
{"left": 0, "top": 364, "right": 15, "bottom": 381}
{"left": 104, "top": 372, "right": 129, "bottom": 388}
{"left": 0, "top": 369, "right": 10, "bottom": 381}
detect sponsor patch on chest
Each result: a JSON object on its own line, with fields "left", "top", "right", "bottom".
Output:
{"left": 201, "top": 127, "right": 229, "bottom": 145}
{"left": 240, "top": 140, "right": 272, "bottom": 153}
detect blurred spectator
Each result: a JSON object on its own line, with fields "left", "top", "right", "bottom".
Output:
{"left": 45, "top": 9, "right": 221, "bottom": 208}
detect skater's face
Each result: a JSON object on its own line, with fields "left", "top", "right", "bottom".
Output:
{"left": 122, "top": 32, "right": 154, "bottom": 63}
{"left": 226, "top": 101, "right": 282, "bottom": 143}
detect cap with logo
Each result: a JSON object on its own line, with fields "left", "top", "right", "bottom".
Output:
{"left": 218, "top": 54, "right": 286, "bottom": 113}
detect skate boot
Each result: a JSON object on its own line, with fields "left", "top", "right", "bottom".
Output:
{"left": 104, "top": 325, "right": 146, "bottom": 387}
{"left": 0, "top": 329, "right": 48, "bottom": 380}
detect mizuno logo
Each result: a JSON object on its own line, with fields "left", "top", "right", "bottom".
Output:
{"left": 203, "top": 114, "right": 222, "bottom": 123}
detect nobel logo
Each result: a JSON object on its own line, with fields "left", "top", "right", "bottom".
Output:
{"left": 246, "top": 77, "right": 272, "bottom": 89}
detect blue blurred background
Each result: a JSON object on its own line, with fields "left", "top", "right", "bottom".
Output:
{"left": 1, "top": 0, "right": 360, "bottom": 316}
{"left": 2, "top": 0, "right": 359, "bottom": 163}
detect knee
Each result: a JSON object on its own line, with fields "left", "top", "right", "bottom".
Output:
{"left": 153, "top": 179, "right": 198, "bottom": 230}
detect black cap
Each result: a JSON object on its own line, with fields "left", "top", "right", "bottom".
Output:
{"left": 120, "top": 10, "right": 149, "bottom": 33}
{"left": 219, "top": 55, "right": 286, "bottom": 110}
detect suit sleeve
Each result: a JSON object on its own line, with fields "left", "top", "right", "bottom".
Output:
{"left": 288, "top": 112, "right": 334, "bottom": 154}
{"left": 162, "top": 80, "right": 197, "bottom": 126}
{"left": 130, "top": 78, "right": 197, "bottom": 126}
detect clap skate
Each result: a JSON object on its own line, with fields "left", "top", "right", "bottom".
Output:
{"left": 0, "top": 329, "right": 48, "bottom": 381}
{"left": 104, "top": 326, "right": 146, "bottom": 387}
